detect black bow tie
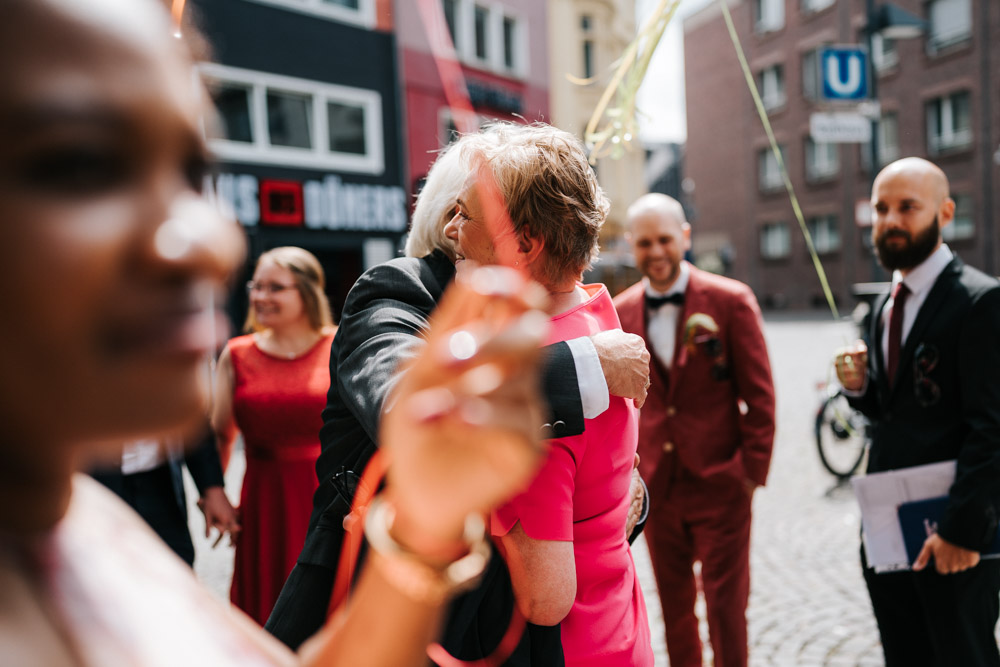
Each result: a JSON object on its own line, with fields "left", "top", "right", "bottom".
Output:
{"left": 645, "top": 292, "right": 685, "bottom": 309}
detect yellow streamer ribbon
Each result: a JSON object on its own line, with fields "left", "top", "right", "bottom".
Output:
{"left": 719, "top": 1, "right": 839, "bottom": 320}
{"left": 583, "top": 0, "right": 684, "bottom": 162}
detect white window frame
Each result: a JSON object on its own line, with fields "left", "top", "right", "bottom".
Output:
{"left": 438, "top": 106, "right": 486, "bottom": 147}
{"left": 927, "top": 0, "right": 972, "bottom": 53}
{"left": 758, "top": 64, "right": 786, "bottom": 111}
{"left": 927, "top": 91, "right": 972, "bottom": 155}
{"left": 878, "top": 112, "right": 900, "bottom": 165}
{"left": 754, "top": 0, "right": 785, "bottom": 34}
{"left": 872, "top": 33, "right": 898, "bottom": 72}
{"left": 802, "top": 48, "right": 821, "bottom": 101}
{"left": 806, "top": 214, "right": 841, "bottom": 254}
{"left": 201, "top": 63, "right": 384, "bottom": 175}
{"left": 452, "top": 0, "right": 527, "bottom": 78}
{"left": 942, "top": 193, "right": 975, "bottom": 241}
{"left": 758, "top": 147, "right": 784, "bottom": 192}
{"left": 805, "top": 138, "right": 839, "bottom": 181}
{"left": 760, "top": 222, "right": 791, "bottom": 259}
{"left": 241, "top": 0, "right": 375, "bottom": 29}
{"left": 801, "top": 0, "right": 835, "bottom": 14}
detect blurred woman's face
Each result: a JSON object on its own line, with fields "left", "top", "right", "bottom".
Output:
{"left": 0, "top": 1, "right": 244, "bottom": 445}
{"left": 249, "top": 261, "right": 307, "bottom": 330}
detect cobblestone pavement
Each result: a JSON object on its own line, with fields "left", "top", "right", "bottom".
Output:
{"left": 187, "top": 316, "right": 889, "bottom": 665}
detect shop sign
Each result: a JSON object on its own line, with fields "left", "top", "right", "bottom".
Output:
{"left": 208, "top": 173, "right": 408, "bottom": 232}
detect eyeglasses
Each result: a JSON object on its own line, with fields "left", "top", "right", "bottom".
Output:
{"left": 246, "top": 280, "right": 297, "bottom": 295}
{"left": 913, "top": 343, "right": 940, "bottom": 407}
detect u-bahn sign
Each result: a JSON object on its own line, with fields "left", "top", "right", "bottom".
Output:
{"left": 820, "top": 46, "right": 869, "bottom": 101}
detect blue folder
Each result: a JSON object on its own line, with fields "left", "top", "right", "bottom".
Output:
{"left": 898, "top": 496, "right": 1000, "bottom": 564}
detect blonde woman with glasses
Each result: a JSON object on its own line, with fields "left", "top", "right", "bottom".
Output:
{"left": 213, "top": 246, "right": 337, "bottom": 626}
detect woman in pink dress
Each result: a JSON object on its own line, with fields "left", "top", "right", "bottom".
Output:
{"left": 213, "top": 247, "right": 336, "bottom": 626}
{"left": 444, "top": 122, "right": 654, "bottom": 666}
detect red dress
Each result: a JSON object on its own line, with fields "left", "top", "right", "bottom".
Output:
{"left": 227, "top": 332, "right": 333, "bottom": 626}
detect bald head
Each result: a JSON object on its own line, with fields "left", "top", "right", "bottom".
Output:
{"left": 626, "top": 193, "right": 687, "bottom": 234}
{"left": 873, "top": 157, "right": 950, "bottom": 207}
{"left": 626, "top": 193, "right": 691, "bottom": 291}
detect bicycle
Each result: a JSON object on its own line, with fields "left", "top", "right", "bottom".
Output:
{"left": 813, "top": 287, "right": 883, "bottom": 481}
{"left": 814, "top": 384, "right": 869, "bottom": 480}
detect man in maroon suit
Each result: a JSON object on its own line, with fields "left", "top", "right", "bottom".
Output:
{"left": 614, "top": 193, "right": 775, "bottom": 667}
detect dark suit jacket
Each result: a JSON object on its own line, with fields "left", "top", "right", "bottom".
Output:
{"left": 90, "top": 430, "right": 225, "bottom": 562}
{"left": 614, "top": 265, "right": 775, "bottom": 493}
{"left": 297, "top": 250, "right": 585, "bottom": 570}
{"left": 850, "top": 257, "right": 1000, "bottom": 552}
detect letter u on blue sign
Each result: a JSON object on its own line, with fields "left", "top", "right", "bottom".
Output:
{"left": 821, "top": 49, "right": 868, "bottom": 101}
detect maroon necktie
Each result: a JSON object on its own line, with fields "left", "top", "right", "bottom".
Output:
{"left": 886, "top": 282, "right": 910, "bottom": 387}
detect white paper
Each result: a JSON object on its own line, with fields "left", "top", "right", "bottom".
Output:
{"left": 851, "top": 460, "right": 956, "bottom": 572}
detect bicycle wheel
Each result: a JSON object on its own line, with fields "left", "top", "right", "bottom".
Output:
{"left": 815, "top": 393, "right": 868, "bottom": 479}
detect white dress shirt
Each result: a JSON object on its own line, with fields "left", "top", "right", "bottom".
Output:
{"left": 879, "top": 244, "right": 953, "bottom": 365}
{"left": 566, "top": 336, "right": 609, "bottom": 419}
{"left": 121, "top": 438, "right": 167, "bottom": 475}
{"left": 645, "top": 262, "right": 691, "bottom": 370}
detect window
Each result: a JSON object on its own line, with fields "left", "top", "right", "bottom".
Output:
{"left": 581, "top": 14, "right": 595, "bottom": 79}
{"left": 242, "top": 0, "right": 374, "bottom": 28}
{"left": 214, "top": 84, "right": 254, "bottom": 144}
{"left": 878, "top": 112, "right": 900, "bottom": 165}
{"left": 438, "top": 107, "right": 485, "bottom": 147}
{"left": 267, "top": 91, "right": 313, "bottom": 149}
{"left": 927, "top": 91, "right": 972, "bottom": 155}
{"left": 582, "top": 41, "right": 595, "bottom": 79}
{"left": 327, "top": 102, "right": 367, "bottom": 154}
{"left": 942, "top": 194, "right": 975, "bottom": 241}
{"left": 202, "top": 63, "right": 384, "bottom": 174}
{"left": 871, "top": 33, "right": 898, "bottom": 71}
{"left": 446, "top": 1, "right": 525, "bottom": 77}
{"left": 503, "top": 17, "right": 517, "bottom": 70}
{"left": 801, "top": 0, "right": 834, "bottom": 13}
{"left": 758, "top": 146, "right": 785, "bottom": 192}
{"left": 928, "top": 0, "right": 972, "bottom": 52}
{"left": 807, "top": 215, "right": 840, "bottom": 254}
{"left": 758, "top": 64, "right": 786, "bottom": 111}
{"left": 443, "top": 0, "right": 459, "bottom": 47}
{"left": 474, "top": 5, "right": 489, "bottom": 61}
{"left": 761, "top": 223, "right": 791, "bottom": 259}
{"left": 861, "top": 112, "right": 900, "bottom": 171}
{"left": 805, "top": 138, "right": 839, "bottom": 181}
{"left": 802, "top": 48, "right": 820, "bottom": 100}
{"left": 753, "top": 0, "right": 784, "bottom": 33}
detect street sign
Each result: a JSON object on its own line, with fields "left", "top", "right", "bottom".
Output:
{"left": 820, "top": 46, "right": 869, "bottom": 101}
{"left": 810, "top": 112, "right": 872, "bottom": 143}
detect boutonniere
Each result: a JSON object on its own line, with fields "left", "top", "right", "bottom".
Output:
{"left": 683, "top": 313, "right": 729, "bottom": 380}
{"left": 683, "top": 313, "right": 719, "bottom": 353}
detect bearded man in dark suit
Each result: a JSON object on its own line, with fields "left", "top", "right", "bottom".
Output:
{"left": 836, "top": 157, "right": 1000, "bottom": 667}
{"left": 265, "top": 134, "right": 651, "bottom": 657}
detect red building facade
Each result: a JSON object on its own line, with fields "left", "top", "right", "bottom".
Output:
{"left": 396, "top": 0, "right": 551, "bottom": 192}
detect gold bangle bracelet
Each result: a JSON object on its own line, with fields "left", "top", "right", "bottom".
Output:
{"left": 364, "top": 495, "right": 491, "bottom": 605}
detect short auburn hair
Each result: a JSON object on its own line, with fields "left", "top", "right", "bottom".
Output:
{"left": 457, "top": 122, "right": 608, "bottom": 286}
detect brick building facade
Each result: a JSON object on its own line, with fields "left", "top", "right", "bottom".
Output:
{"left": 683, "top": 0, "right": 999, "bottom": 310}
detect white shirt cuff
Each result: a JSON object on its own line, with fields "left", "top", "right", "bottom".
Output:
{"left": 566, "top": 336, "right": 609, "bottom": 419}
